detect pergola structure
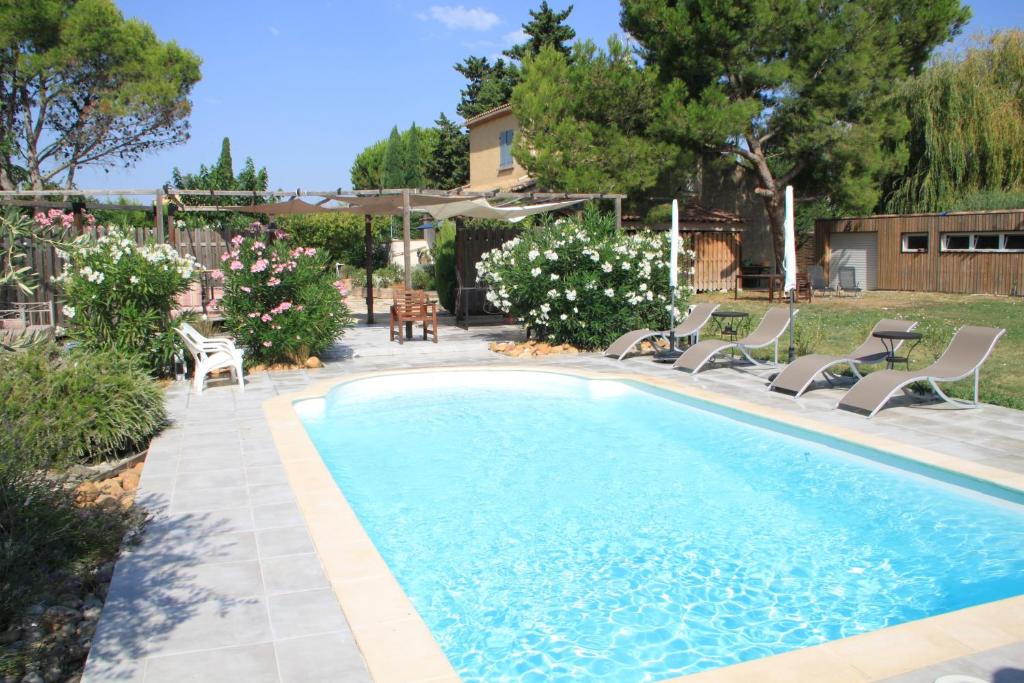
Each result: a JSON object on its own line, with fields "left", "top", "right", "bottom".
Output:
{"left": 0, "top": 186, "right": 625, "bottom": 328}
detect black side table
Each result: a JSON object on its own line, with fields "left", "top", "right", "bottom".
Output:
{"left": 872, "top": 330, "right": 923, "bottom": 370}
{"left": 712, "top": 311, "right": 749, "bottom": 357}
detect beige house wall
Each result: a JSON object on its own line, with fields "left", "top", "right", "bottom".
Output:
{"left": 467, "top": 111, "right": 530, "bottom": 191}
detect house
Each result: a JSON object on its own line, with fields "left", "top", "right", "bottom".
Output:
{"left": 462, "top": 104, "right": 534, "bottom": 192}
{"left": 812, "top": 209, "right": 1024, "bottom": 295}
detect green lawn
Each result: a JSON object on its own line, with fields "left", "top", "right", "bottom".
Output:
{"left": 690, "top": 290, "right": 1024, "bottom": 410}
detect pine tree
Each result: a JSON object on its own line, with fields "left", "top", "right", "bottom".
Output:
{"left": 454, "top": 57, "right": 520, "bottom": 119}
{"left": 504, "top": 2, "right": 576, "bottom": 62}
{"left": 425, "top": 114, "right": 469, "bottom": 189}
{"left": 380, "top": 126, "right": 406, "bottom": 188}
{"left": 404, "top": 124, "right": 426, "bottom": 188}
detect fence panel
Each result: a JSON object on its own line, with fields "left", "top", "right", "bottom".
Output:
{"left": 454, "top": 226, "right": 521, "bottom": 315}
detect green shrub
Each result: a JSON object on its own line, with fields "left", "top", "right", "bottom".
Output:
{"left": 56, "top": 227, "right": 199, "bottom": 375}
{"left": 477, "top": 209, "right": 691, "bottom": 349}
{"left": 410, "top": 265, "right": 435, "bottom": 291}
{"left": 218, "top": 233, "right": 354, "bottom": 365}
{"left": 348, "top": 264, "right": 403, "bottom": 289}
{"left": 0, "top": 465, "right": 142, "bottom": 630}
{"left": 279, "top": 213, "right": 392, "bottom": 268}
{"left": 432, "top": 221, "right": 457, "bottom": 312}
{"left": 0, "top": 344, "right": 166, "bottom": 470}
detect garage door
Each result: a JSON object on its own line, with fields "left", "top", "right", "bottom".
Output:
{"left": 830, "top": 232, "right": 878, "bottom": 290}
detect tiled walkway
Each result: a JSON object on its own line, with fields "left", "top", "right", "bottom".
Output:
{"left": 83, "top": 317, "right": 1024, "bottom": 682}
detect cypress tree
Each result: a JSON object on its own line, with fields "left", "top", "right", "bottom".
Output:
{"left": 380, "top": 126, "right": 405, "bottom": 188}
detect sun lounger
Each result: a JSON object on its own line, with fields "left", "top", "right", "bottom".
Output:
{"left": 604, "top": 303, "right": 720, "bottom": 360}
{"left": 836, "top": 326, "right": 1005, "bottom": 417}
{"left": 768, "top": 319, "right": 919, "bottom": 397}
{"left": 175, "top": 321, "right": 245, "bottom": 394}
{"left": 672, "top": 307, "right": 795, "bottom": 374}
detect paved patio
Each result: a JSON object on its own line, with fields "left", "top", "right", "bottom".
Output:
{"left": 83, "top": 315, "right": 1024, "bottom": 682}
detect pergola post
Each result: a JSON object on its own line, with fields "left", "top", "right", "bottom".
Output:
{"left": 614, "top": 197, "right": 622, "bottom": 229}
{"left": 402, "top": 189, "right": 412, "bottom": 339}
{"left": 364, "top": 214, "right": 374, "bottom": 325}
{"left": 154, "top": 188, "right": 165, "bottom": 242}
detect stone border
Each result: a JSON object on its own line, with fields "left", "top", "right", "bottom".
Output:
{"left": 263, "top": 365, "right": 1024, "bottom": 683}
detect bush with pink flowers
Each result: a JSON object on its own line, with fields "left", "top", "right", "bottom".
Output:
{"left": 218, "top": 229, "right": 353, "bottom": 365}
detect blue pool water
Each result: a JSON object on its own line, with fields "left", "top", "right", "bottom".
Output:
{"left": 296, "top": 371, "right": 1024, "bottom": 683}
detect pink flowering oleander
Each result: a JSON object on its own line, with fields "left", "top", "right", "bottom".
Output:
{"left": 262, "top": 340, "right": 273, "bottom": 347}
{"left": 304, "top": 247, "right": 317, "bottom": 256}
{"left": 261, "top": 314, "right": 272, "bottom": 322}
{"left": 229, "top": 260, "right": 243, "bottom": 271}
{"left": 248, "top": 312, "right": 259, "bottom": 318}
{"left": 220, "top": 252, "right": 231, "bottom": 262}
{"left": 210, "top": 270, "right": 224, "bottom": 279}
{"left": 267, "top": 277, "right": 281, "bottom": 286}
{"left": 250, "top": 258, "right": 269, "bottom": 273}
{"left": 240, "top": 286, "right": 251, "bottom": 293}
{"left": 231, "top": 234, "right": 244, "bottom": 245}
{"left": 270, "top": 301, "right": 292, "bottom": 314}
{"left": 253, "top": 241, "right": 266, "bottom": 250}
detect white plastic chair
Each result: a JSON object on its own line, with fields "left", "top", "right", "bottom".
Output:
{"left": 175, "top": 322, "right": 244, "bottom": 394}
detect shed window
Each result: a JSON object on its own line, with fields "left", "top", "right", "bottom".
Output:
{"left": 1005, "top": 233, "right": 1024, "bottom": 251}
{"left": 974, "top": 234, "right": 1000, "bottom": 250}
{"left": 498, "top": 129, "right": 514, "bottom": 170}
{"left": 943, "top": 234, "right": 970, "bottom": 251}
{"left": 901, "top": 233, "right": 928, "bottom": 253}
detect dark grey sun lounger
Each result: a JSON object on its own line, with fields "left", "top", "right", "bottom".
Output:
{"left": 672, "top": 307, "right": 795, "bottom": 374}
{"left": 837, "top": 325, "right": 1005, "bottom": 418}
{"left": 604, "top": 303, "right": 719, "bottom": 360}
{"left": 768, "top": 319, "right": 919, "bottom": 398}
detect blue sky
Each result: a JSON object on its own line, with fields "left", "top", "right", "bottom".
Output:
{"left": 75, "top": 0, "right": 1023, "bottom": 192}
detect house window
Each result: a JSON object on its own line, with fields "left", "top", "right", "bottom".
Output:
{"left": 941, "top": 232, "right": 1024, "bottom": 252}
{"left": 901, "top": 233, "right": 928, "bottom": 253}
{"left": 498, "top": 129, "right": 514, "bottom": 170}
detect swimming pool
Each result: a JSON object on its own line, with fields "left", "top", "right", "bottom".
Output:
{"left": 295, "top": 370, "right": 1024, "bottom": 683}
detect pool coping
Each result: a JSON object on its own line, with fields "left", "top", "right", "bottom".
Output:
{"left": 262, "top": 365, "right": 1024, "bottom": 683}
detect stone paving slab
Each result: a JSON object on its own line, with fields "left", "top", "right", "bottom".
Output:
{"left": 83, "top": 318, "right": 1024, "bottom": 682}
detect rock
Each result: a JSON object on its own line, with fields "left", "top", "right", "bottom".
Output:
{"left": 119, "top": 494, "right": 135, "bottom": 509}
{"left": 42, "top": 607, "right": 80, "bottom": 629}
{"left": 93, "top": 495, "right": 119, "bottom": 510}
{"left": 74, "top": 482, "right": 100, "bottom": 505}
{"left": 0, "top": 629, "right": 21, "bottom": 645}
{"left": 81, "top": 606, "right": 101, "bottom": 622}
{"left": 131, "top": 461, "right": 144, "bottom": 472}
{"left": 96, "top": 479, "right": 123, "bottom": 498}
{"left": 117, "top": 470, "right": 140, "bottom": 491}
{"left": 304, "top": 356, "right": 322, "bottom": 369}
{"left": 76, "top": 623, "right": 95, "bottom": 641}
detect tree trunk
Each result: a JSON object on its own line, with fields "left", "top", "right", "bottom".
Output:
{"left": 761, "top": 191, "right": 785, "bottom": 272}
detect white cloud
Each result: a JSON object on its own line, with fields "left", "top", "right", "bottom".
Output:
{"left": 417, "top": 5, "right": 500, "bottom": 31}
{"left": 502, "top": 29, "right": 526, "bottom": 47}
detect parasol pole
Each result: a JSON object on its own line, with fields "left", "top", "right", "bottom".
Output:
{"left": 654, "top": 199, "right": 683, "bottom": 363}
{"left": 783, "top": 186, "right": 797, "bottom": 363}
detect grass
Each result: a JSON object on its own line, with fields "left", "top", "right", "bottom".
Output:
{"left": 690, "top": 290, "right": 1024, "bottom": 410}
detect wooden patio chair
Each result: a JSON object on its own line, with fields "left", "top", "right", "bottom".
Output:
{"left": 795, "top": 273, "right": 813, "bottom": 302}
{"left": 389, "top": 289, "right": 439, "bottom": 344}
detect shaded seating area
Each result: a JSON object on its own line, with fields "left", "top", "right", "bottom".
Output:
{"left": 390, "top": 289, "right": 438, "bottom": 344}
{"left": 837, "top": 325, "right": 1005, "bottom": 417}
{"left": 769, "top": 319, "right": 919, "bottom": 397}
{"left": 604, "top": 303, "right": 719, "bottom": 360}
{"left": 672, "top": 307, "right": 795, "bottom": 374}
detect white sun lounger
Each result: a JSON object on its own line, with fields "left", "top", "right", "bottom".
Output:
{"left": 175, "top": 321, "right": 245, "bottom": 394}
{"left": 604, "top": 303, "right": 720, "bottom": 360}
{"left": 768, "top": 319, "right": 919, "bottom": 397}
{"left": 672, "top": 307, "right": 795, "bottom": 374}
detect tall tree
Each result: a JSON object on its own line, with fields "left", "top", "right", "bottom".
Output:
{"left": 620, "top": 0, "right": 970, "bottom": 266}
{"left": 424, "top": 113, "right": 469, "bottom": 189}
{"left": 0, "top": 0, "right": 202, "bottom": 190}
{"left": 504, "top": 2, "right": 576, "bottom": 62}
{"left": 885, "top": 30, "right": 1024, "bottom": 213}
{"left": 454, "top": 56, "right": 519, "bottom": 119}
{"left": 351, "top": 138, "right": 386, "bottom": 189}
{"left": 404, "top": 123, "right": 425, "bottom": 188}
{"left": 380, "top": 126, "right": 405, "bottom": 188}
{"left": 512, "top": 39, "right": 682, "bottom": 197}
{"left": 170, "top": 137, "right": 268, "bottom": 229}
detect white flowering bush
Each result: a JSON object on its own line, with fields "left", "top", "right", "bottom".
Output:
{"left": 56, "top": 227, "right": 199, "bottom": 374}
{"left": 476, "top": 209, "right": 694, "bottom": 349}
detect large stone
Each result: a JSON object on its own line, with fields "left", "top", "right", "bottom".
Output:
{"left": 96, "top": 479, "right": 123, "bottom": 498}
{"left": 304, "top": 356, "right": 323, "bottom": 369}
{"left": 73, "top": 483, "right": 99, "bottom": 505}
{"left": 117, "top": 470, "right": 140, "bottom": 491}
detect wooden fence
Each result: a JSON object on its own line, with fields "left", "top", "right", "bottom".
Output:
{"left": 686, "top": 229, "right": 741, "bottom": 292}
{"left": 454, "top": 226, "right": 522, "bottom": 315}
{"left": 1, "top": 226, "right": 230, "bottom": 325}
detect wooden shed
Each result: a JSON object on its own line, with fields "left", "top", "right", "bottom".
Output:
{"left": 813, "top": 210, "right": 1024, "bottom": 295}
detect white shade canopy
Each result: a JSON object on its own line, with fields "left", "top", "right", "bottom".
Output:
{"left": 669, "top": 199, "right": 680, "bottom": 288}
